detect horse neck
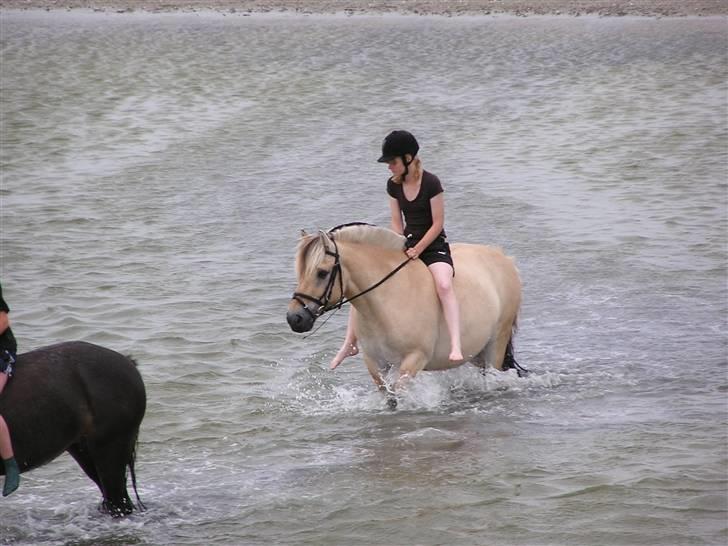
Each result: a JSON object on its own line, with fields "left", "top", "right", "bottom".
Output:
{"left": 337, "top": 241, "right": 411, "bottom": 309}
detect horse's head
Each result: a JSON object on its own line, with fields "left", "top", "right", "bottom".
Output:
{"left": 287, "top": 230, "right": 344, "bottom": 333}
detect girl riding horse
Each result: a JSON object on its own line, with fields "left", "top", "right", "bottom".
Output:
{"left": 331, "top": 130, "right": 463, "bottom": 369}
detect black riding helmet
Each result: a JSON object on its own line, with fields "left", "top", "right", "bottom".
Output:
{"left": 377, "top": 130, "right": 420, "bottom": 178}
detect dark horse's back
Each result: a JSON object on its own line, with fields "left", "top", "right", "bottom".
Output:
{"left": 0, "top": 341, "right": 146, "bottom": 516}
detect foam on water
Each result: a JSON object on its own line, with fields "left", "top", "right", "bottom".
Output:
{"left": 271, "top": 352, "right": 565, "bottom": 415}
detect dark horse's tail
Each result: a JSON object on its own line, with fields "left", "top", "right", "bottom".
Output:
{"left": 502, "top": 316, "right": 529, "bottom": 377}
{"left": 128, "top": 356, "right": 145, "bottom": 511}
{"left": 128, "top": 434, "right": 145, "bottom": 511}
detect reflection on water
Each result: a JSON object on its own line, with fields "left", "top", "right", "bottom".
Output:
{"left": 1, "top": 11, "right": 726, "bottom": 546}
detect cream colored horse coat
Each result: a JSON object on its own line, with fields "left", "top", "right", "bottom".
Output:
{"left": 289, "top": 224, "right": 521, "bottom": 391}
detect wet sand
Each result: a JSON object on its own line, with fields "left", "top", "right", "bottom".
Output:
{"left": 0, "top": 0, "right": 726, "bottom": 17}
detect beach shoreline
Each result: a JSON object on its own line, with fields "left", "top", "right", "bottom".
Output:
{"left": 1, "top": 0, "right": 726, "bottom": 17}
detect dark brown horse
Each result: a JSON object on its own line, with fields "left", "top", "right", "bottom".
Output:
{"left": 0, "top": 341, "right": 146, "bottom": 516}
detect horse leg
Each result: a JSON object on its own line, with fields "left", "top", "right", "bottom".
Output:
{"left": 362, "top": 354, "right": 398, "bottom": 409}
{"left": 363, "top": 354, "right": 390, "bottom": 392}
{"left": 470, "top": 347, "right": 488, "bottom": 375}
{"left": 67, "top": 442, "right": 101, "bottom": 487}
{"left": 87, "top": 435, "right": 137, "bottom": 517}
{"left": 395, "top": 352, "right": 428, "bottom": 391}
{"left": 484, "top": 320, "right": 516, "bottom": 372}
{"left": 373, "top": 352, "right": 428, "bottom": 410}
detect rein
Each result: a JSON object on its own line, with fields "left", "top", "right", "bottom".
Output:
{"left": 291, "top": 226, "right": 412, "bottom": 323}
{"left": 339, "top": 256, "right": 411, "bottom": 307}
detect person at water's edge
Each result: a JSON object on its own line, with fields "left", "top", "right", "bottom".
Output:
{"left": 330, "top": 130, "right": 463, "bottom": 369}
{"left": 0, "top": 282, "right": 20, "bottom": 497}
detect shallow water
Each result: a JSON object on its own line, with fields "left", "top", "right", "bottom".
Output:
{"left": 0, "top": 10, "right": 726, "bottom": 546}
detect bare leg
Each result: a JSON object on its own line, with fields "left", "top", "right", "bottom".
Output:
{"left": 0, "top": 373, "right": 19, "bottom": 496}
{"left": 0, "top": 373, "right": 12, "bottom": 460}
{"left": 429, "top": 262, "right": 463, "bottom": 361}
{"left": 0, "top": 414, "right": 13, "bottom": 461}
{"left": 330, "top": 308, "right": 359, "bottom": 369}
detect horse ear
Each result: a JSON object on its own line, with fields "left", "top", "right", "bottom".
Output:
{"left": 300, "top": 229, "right": 308, "bottom": 238}
{"left": 317, "top": 230, "right": 333, "bottom": 252}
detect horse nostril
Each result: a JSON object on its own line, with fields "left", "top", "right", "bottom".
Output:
{"left": 287, "top": 313, "right": 299, "bottom": 326}
{"left": 287, "top": 310, "right": 314, "bottom": 333}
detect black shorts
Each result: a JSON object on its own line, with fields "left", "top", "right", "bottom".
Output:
{"left": 0, "top": 350, "right": 15, "bottom": 377}
{"left": 418, "top": 236, "right": 454, "bottom": 269}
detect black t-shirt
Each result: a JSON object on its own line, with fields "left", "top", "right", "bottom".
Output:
{"left": 0, "top": 283, "right": 17, "bottom": 355}
{"left": 386, "top": 170, "right": 446, "bottom": 241}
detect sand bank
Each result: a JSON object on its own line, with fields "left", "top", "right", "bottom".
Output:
{"left": 1, "top": 0, "right": 726, "bottom": 17}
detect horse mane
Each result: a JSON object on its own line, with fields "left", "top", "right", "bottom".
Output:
{"left": 330, "top": 223, "right": 406, "bottom": 250}
{"left": 295, "top": 224, "right": 406, "bottom": 279}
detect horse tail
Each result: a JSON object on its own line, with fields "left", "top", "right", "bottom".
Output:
{"left": 125, "top": 354, "right": 145, "bottom": 511}
{"left": 128, "top": 432, "right": 145, "bottom": 511}
{"left": 503, "top": 313, "right": 529, "bottom": 377}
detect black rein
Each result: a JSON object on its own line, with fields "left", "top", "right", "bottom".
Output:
{"left": 291, "top": 232, "right": 411, "bottom": 320}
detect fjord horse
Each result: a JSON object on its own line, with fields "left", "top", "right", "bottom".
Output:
{"left": 287, "top": 224, "right": 522, "bottom": 404}
{"left": 0, "top": 341, "right": 146, "bottom": 516}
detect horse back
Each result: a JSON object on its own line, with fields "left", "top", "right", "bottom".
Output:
{"left": 451, "top": 243, "right": 521, "bottom": 302}
{"left": 0, "top": 341, "right": 146, "bottom": 473}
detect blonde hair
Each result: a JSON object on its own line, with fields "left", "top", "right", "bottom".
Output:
{"left": 391, "top": 155, "right": 422, "bottom": 185}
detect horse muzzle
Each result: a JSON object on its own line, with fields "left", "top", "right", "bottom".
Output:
{"left": 287, "top": 308, "right": 315, "bottom": 333}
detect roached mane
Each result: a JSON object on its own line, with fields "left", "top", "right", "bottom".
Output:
{"left": 295, "top": 224, "right": 406, "bottom": 280}
{"left": 330, "top": 223, "right": 406, "bottom": 250}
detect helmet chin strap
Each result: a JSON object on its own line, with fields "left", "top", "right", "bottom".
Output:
{"left": 402, "top": 155, "right": 414, "bottom": 179}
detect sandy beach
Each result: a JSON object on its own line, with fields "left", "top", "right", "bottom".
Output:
{"left": 0, "top": 0, "right": 726, "bottom": 17}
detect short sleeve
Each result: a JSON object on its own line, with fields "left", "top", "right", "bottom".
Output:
{"left": 425, "top": 172, "right": 444, "bottom": 199}
{"left": 0, "top": 284, "right": 8, "bottom": 314}
{"left": 386, "top": 177, "right": 398, "bottom": 198}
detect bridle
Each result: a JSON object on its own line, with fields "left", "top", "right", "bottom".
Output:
{"left": 291, "top": 236, "right": 345, "bottom": 322}
{"left": 291, "top": 226, "right": 412, "bottom": 321}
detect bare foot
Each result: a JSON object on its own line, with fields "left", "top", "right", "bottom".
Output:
{"left": 330, "top": 343, "right": 359, "bottom": 369}
{"left": 448, "top": 349, "right": 464, "bottom": 362}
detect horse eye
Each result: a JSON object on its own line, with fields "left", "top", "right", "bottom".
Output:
{"left": 317, "top": 269, "right": 329, "bottom": 280}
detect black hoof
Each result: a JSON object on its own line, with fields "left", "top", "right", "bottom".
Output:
{"left": 386, "top": 396, "right": 398, "bottom": 410}
{"left": 100, "top": 499, "right": 135, "bottom": 518}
